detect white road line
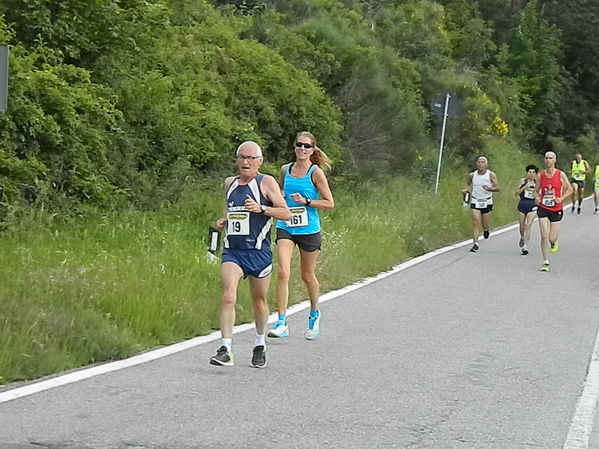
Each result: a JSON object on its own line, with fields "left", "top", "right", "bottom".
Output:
{"left": 0, "top": 222, "right": 519, "bottom": 404}
{"left": 563, "top": 328, "right": 599, "bottom": 449}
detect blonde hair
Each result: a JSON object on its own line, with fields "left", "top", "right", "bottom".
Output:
{"left": 295, "top": 131, "right": 332, "bottom": 171}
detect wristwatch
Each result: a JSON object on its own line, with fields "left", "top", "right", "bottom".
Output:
{"left": 259, "top": 205, "right": 267, "bottom": 214}
{"left": 305, "top": 198, "right": 312, "bottom": 206}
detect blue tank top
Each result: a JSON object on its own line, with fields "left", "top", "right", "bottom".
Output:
{"left": 276, "top": 163, "right": 320, "bottom": 235}
{"left": 223, "top": 174, "right": 273, "bottom": 250}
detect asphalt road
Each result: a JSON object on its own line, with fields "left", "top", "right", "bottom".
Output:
{"left": 1, "top": 204, "right": 599, "bottom": 449}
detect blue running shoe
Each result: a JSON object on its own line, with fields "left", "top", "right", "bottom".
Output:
{"left": 304, "top": 311, "right": 321, "bottom": 340}
{"left": 268, "top": 320, "right": 289, "bottom": 338}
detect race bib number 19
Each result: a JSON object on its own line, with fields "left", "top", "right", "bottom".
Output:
{"left": 286, "top": 207, "right": 308, "bottom": 228}
{"left": 227, "top": 211, "right": 250, "bottom": 235}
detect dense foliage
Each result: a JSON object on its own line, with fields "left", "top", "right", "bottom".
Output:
{"left": 0, "top": 0, "right": 597, "bottom": 216}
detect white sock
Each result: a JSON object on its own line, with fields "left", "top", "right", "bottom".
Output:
{"left": 222, "top": 338, "right": 232, "bottom": 352}
{"left": 255, "top": 334, "right": 265, "bottom": 347}
{"left": 544, "top": 259, "right": 549, "bottom": 265}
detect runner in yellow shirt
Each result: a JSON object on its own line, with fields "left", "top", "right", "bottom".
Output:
{"left": 570, "top": 153, "right": 591, "bottom": 214}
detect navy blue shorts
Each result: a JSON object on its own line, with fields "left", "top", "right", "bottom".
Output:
{"left": 517, "top": 200, "right": 537, "bottom": 215}
{"left": 222, "top": 248, "right": 273, "bottom": 279}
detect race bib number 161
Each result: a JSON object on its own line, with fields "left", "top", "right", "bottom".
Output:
{"left": 286, "top": 207, "right": 308, "bottom": 227}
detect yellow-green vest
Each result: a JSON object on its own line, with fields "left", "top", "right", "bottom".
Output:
{"left": 571, "top": 160, "right": 586, "bottom": 181}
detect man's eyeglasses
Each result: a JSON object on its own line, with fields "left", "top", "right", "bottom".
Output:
{"left": 295, "top": 142, "right": 313, "bottom": 149}
{"left": 237, "top": 155, "right": 261, "bottom": 161}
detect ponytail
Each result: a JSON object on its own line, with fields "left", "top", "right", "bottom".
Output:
{"left": 310, "top": 147, "right": 332, "bottom": 171}
{"left": 295, "top": 131, "right": 332, "bottom": 171}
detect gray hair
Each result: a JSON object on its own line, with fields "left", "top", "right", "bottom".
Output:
{"left": 236, "top": 141, "right": 263, "bottom": 157}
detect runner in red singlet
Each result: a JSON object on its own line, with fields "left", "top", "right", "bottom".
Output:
{"left": 534, "top": 151, "right": 573, "bottom": 272}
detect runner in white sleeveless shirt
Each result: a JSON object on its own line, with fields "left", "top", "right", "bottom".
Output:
{"left": 462, "top": 156, "right": 500, "bottom": 252}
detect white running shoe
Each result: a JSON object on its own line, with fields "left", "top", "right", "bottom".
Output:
{"left": 304, "top": 311, "right": 321, "bottom": 340}
{"left": 268, "top": 320, "right": 289, "bottom": 338}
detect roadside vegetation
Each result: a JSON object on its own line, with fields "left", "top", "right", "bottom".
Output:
{"left": 1, "top": 0, "right": 598, "bottom": 383}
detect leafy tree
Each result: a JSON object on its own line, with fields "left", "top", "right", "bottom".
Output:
{"left": 442, "top": 0, "right": 496, "bottom": 68}
{"left": 499, "top": 1, "right": 567, "bottom": 144}
{"left": 541, "top": 0, "right": 599, "bottom": 138}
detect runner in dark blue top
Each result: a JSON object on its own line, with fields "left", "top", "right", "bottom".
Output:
{"left": 209, "top": 141, "right": 290, "bottom": 369}
{"left": 515, "top": 164, "right": 538, "bottom": 255}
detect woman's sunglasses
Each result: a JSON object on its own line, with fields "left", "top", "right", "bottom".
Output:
{"left": 295, "top": 142, "right": 313, "bottom": 149}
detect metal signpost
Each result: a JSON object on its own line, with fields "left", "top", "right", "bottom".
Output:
{"left": 431, "top": 91, "right": 461, "bottom": 195}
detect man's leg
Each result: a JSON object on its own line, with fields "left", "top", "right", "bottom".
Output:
{"left": 210, "top": 262, "right": 243, "bottom": 366}
{"left": 249, "top": 275, "right": 271, "bottom": 337}
{"left": 481, "top": 210, "right": 491, "bottom": 237}
{"left": 538, "top": 216, "right": 550, "bottom": 262}
{"left": 249, "top": 275, "right": 271, "bottom": 368}
{"left": 549, "top": 220, "right": 561, "bottom": 249}
{"left": 571, "top": 183, "right": 579, "bottom": 212}
{"left": 219, "top": 262, "right": 244, "bottom": 339}
{"left": 471, "top": 209, "right": 481, "bottom": 243}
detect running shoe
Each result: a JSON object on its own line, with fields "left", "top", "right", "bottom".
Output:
{"left": 550, "top": 242, "right": 559, "bottom": 254}
{"left": 483, "top": 230, "right": 490, "bottom": 239}
{"left": 304, "top": 311, "right": 321, "bottom": 340}
{"left": 470, "top": 243, "right": 479, "bottom": 252}
{"left": 518, "top": 237, "right": 524, "bottom": 248}
{"left": 594, "top": 208, "right": 598, "bottom": 214}
{"left": 250, "top": 345, "right": 267, "bottom": 368}
{"left": 521, "top": 248, "right": 529, "bottom": 255}
{"left": 267, "top": 320, "right": 289, "bottom": 338}
{"left": 540, "top": 263, "right": 550, "bottom": 272}
{"left": 571, "top": 206, "right": 575, "bottom": 214}
{"left": 210, "top": 346, "right": 234, "bottom": 367}
{"left": 577, "top": 207, "right": 581, "bottom": 215}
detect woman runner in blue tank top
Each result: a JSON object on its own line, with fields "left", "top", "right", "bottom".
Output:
{"left": 268, "top": 132, "right": 335, "bottom": 340}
